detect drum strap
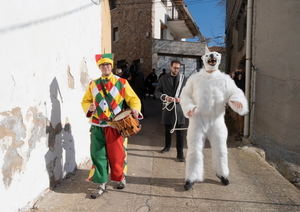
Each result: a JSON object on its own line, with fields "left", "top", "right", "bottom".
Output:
{"left": 99, "top": 79, "right": 115, "bottom": 120}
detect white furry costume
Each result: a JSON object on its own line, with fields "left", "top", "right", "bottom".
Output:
{"left": 180, "top": 50, "right": 248, "bottom": 183}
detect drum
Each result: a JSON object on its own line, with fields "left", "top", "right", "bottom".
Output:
{"left": 111, "top": 110, "right": 141, "bottom": 137}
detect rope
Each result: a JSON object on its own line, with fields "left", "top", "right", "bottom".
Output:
{"left": 160, "top": 94, "right": 188, "bottom": 134}
{"left": 160, "top": 74, "right": 188, "bottom": 133}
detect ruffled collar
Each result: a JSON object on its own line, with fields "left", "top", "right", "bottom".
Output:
{"left": 100, "top": 73, "right": 114, "bottom": 80}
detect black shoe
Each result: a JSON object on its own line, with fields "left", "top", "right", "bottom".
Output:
{"left": 216, "top": 175, "right": 230, "bottom": 185}
{"left": 90, "top": 187, "right": 106, "bottom": 199}
{"left": 159, "top": 147, "right": 170, "bottom": 153}
{"left": 184, "top": 180, "right": 194, "bottom": 191}
{"left": 177, "top": 152, "right": 185, "bottom": 162}
{"left": 116, "top": 178, "right": 126, "bottom": 189}
{"left": 176, "top": 156, "right": 185, "bottom": 162}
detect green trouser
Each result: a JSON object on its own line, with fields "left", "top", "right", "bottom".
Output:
{"left": 90, "top": 126, "right": 108, "bottom": 183}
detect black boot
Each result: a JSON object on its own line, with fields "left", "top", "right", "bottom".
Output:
{"left": 159, "top": 147, "right": 170, "bottom": 153}
{"left": 184, "top": 180, "right": 194, "bottom": 191}
{"left": 216, "top": 175, "right": 230, "bottom": 185}
{"left": 176, "top": 152, "right": 185, "bottom": 162}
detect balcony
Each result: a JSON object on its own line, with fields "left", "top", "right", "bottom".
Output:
{"left": 164, "top": 1, "right": 203, "bottom": 40}
{"left": 166, "top": 19, "right": 194, "bottom": 39}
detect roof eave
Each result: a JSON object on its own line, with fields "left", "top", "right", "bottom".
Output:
{"left": 171, "top": 0, "right": 205, "bottom": 41}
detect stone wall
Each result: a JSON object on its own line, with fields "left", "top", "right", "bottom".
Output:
{"left": 153, "top": 39, "right": 204, "bottom": 56}
{"left": 153, "top": 39, "right": 205, "bottom": 77}
{"left": 111, "top": 0, "right": 153, "bottom": 73}
{"left": 156, "top": 55, "right": 200, "bottom": 78}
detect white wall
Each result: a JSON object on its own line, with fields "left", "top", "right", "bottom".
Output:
{"left": 251, "top": 0, "right": 300, "bottom": 161}
{"left": 0, "top": 1, "right": 102, "bottom": 211}
{"left": 152, "top": 0, "right": 174, "bottom": 40}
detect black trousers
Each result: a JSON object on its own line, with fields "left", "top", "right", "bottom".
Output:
{"left": 164, "top": 124, "right": 184, "bottom": 157}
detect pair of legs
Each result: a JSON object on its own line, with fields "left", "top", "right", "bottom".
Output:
{"left": 161, "top": 124, "right": 184, "bottom": 160}
{"left": 184, "top": 117, "right": 229, "bottom": 190}
{"left": 89, "top": 126, "right": 126, "bottom": 198}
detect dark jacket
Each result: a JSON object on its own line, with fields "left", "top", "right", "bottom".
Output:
{"left": 233, "top": 71, "right": 245, "bottom": 92}
{"left": 129, "top": 71, "right": 146, "bottom": 99}
{"left": 155, "top": 73, "right": 187, "bottom": 125}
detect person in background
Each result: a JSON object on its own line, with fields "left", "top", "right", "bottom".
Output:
{"left": 121, "top": 62, "right": 130, "bottom": 80}
{"left": 159, "top": 68, "right": 166, "bottom": 80}
{"left": 128, "top": 64, "right": 146, "bottom": 115}
{"left": 145, "top": 68, "right": 157, "bottom": 98}
{"left": 115, "top": 68, "right": 123, "bottom": 77}
{"left": 233, "top": 68, "right": 246, "bottom": 141}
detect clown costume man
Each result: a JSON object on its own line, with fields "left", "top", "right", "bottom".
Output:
{"left": 81, "top": 54, "right": 141, "bottom": 198}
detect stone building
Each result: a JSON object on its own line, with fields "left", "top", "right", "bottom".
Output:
{"left": 0, "top": 0, "right": 111, "bottom": 211}
{"left": 110, "top": 0, "right": 205, "bottom": 77}
{"left": 226, "top": 0, "right": 300, "bottom": 187}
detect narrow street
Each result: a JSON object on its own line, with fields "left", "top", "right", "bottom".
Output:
{"left": 27, "top": 99, "right": 300, "bottom": 212}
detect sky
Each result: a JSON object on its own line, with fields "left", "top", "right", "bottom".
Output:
{"left": 185, "top": 0, "right": 226, "bottom": 46}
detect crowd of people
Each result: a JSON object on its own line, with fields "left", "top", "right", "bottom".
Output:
{"left": 113, "top": 62, "right": 169, "bottom": 116}
{"left": 114, "top": 64, "right": 160, "bottom": 98}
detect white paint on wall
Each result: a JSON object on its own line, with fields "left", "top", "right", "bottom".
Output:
{"left": 0, "top": 1, "right": 102, "bottom": 211}
{"left": 152, "top": 0, "right": 175, "bottom": 40}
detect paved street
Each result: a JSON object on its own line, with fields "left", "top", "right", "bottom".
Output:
{"left": 27, "top": 99, "right": 300, "bottom": 212}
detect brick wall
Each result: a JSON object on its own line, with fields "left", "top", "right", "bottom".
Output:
{"left": 111, "top": 0, "right": 153, "bottom": 74}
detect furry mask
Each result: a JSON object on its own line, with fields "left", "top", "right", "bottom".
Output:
{"left": 202, "top": 47, "right": 221, "bottom": 72}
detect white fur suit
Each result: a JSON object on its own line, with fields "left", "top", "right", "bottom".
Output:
{"left": 180, "top": 51, "right": 248, "bottom": 187}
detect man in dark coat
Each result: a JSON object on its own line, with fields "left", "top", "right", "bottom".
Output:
{"left": 155, "top": 60, "right": 187, "bottom": 162}
{"left": 128, "top": 64, "right": 146, "bottom": 115}
{"left": 233, "top": 68, "right": 245, "bottom": 140}
{"left": 145, "top": 68, "right": 157, "bottom": 98}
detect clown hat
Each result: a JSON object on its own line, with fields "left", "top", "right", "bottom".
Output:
{"left": 95, "top": 53, "right": 114, "bottom": 66}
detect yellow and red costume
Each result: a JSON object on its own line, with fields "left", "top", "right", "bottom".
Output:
{"left": 81, "top": 54, "right": 141, "bottom": 183}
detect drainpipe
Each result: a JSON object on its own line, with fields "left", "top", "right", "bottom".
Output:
{"left": 244, "top": 0, "right": 253, "bottom": 137}
{"left": 249, "top": 64, "right": 257, "bottom": 137}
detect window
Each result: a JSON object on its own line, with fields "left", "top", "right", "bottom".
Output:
{"left": 161, "top": 0, "right": 168, "bottom": 7}
{"left": 110, "top": 0, "right": 117, "bottom": 10}
{"left": 112, "top": 27, "right": 119, "bottom": 42}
